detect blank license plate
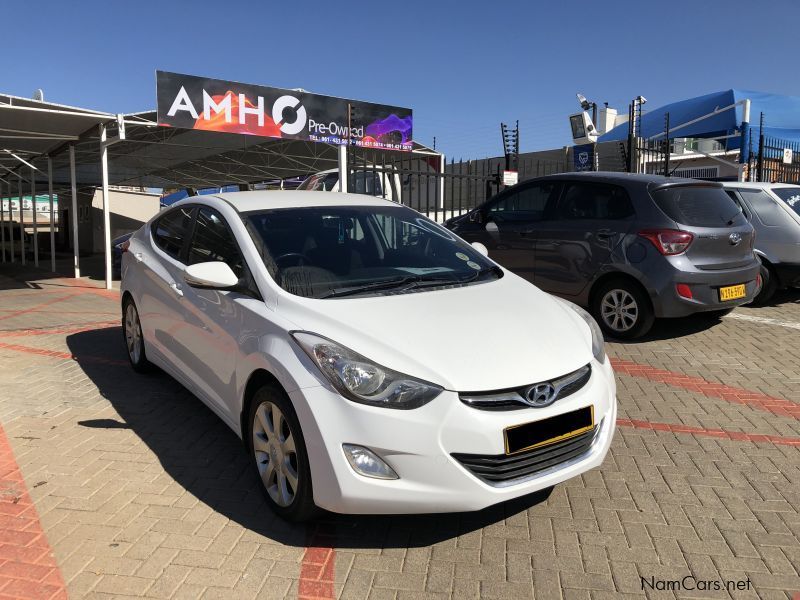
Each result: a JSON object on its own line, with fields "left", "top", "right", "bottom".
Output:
{"left": 504, "top": 406, "right": 594, "bottom": 455}
{"left": 719, "top": 284, "right": 746, "bottom": 301}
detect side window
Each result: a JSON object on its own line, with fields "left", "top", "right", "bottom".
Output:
{"left": 489, "top": 182, "right": 561, "bottom": 221}
{"left": 739, "top": 189, "right": 791, "bottom": 227}
{"left": 725, "top": 190, "right": 750, "bottom": 220}
{"left": 187, "top": 207, "right": 245, "bottom": 278}
{"left": 558, "top": 183, "right": 634, "bottom": 220}
{"left": 152, "top": 206, "right": 194, "bottom": 261}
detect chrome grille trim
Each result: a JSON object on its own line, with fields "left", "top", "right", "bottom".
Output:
{"left": 460, "top": 364, "right": 592, "bottom": 410}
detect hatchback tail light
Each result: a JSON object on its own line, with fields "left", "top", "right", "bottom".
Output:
{"left": 638, "top": 229, "right": 694, "bottom": 255}
{"left": 120, "top": 240, "right": 130, "bottom": 253}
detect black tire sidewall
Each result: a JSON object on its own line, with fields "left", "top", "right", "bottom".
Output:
{"left": 122, "top": 297, "right": 150, "bottom": 372}
{"left": 753, "top": 263, "right": 778, "bottom": 306}
{"left": 592, "top": 280, "right": 655, "bottom": 340}
{"left": 247, "top": 384, "right": 316, "bottom": 522}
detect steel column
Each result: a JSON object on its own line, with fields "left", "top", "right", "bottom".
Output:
{"left": 100, "top": 123, "right": 112, "bottom": 289}
{"left": 48, "top": 157, "right": 56, "bottom": 272}
{"left": 69, "top": 144, "right": 80, "bottom": 278}
{"left": 31, "top": 166, "right": 38, "bottom": 267}
{"left": 18, "top": 174, "right": 24, "bottom": 265}
{"left": 0, "top": 180, "right": 5, "bottom": 263}
{"left": 337, "top": 144, "right": 348, "bottom": 193}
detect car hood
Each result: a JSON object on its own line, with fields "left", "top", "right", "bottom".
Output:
{"left": 277, "top": 272, "right": 594, "bottom": 391}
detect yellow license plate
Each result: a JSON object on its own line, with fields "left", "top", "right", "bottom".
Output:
{"left": 719, "top": 284, "right": 746, "bottom": 301}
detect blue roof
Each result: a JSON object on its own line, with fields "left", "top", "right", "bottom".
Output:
{"left": 598, "top": 89, "right": 800, "bottom": 150}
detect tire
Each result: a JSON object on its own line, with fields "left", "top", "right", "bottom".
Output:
{"left": 248, "top": 383, "right": 317, "bottom": 522}
{"left": 752, "top": 262, "right": 778, "bottom": 306}
{"left": 122, "top": 297, "right": 152, "bottom": 373}
{"left": 591, "top": 279, "right": 655, "bottom": 340}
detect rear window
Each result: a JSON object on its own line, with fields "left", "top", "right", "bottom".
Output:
{"left": 651, "top": 186, "right": 746, "bottom": 227}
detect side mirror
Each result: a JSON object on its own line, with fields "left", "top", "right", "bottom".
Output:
{"left": 469, "top": 210, "right": 485, "bottom": 224}
{"left": 184, "top": 262, "right": 239, "bottom": 289}
{"left": 471, "top": 242, "right": 489, "bottom": 257}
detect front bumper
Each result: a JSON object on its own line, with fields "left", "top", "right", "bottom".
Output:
{"left": 290, "top": 357, "right": 616, "bottom": 514}
{"left": 647, "top": 257, "right": 761, "bottom": 318}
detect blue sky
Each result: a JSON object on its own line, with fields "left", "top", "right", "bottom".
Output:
{"left": 5, "top": 0, "right": 800, "bottom": 159}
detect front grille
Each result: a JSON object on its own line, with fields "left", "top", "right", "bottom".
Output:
{"left": 460, "top": 364, "right": 591, "bottom": 411}
{"left": 452, "top": 425, "right": 598, "bottom": 486}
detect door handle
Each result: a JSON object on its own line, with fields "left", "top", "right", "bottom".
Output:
{"left": 596, "top": 229, "right": 615, "bottom": 239}
{"left": 169, "top": 282, "right": 184, "bottom": 298}
{"left": 134, "top": 252, "right": 143, "bottom": 263}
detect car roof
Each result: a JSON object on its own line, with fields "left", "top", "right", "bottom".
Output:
{"left": 720, "top": 181, "right": 800, "bottom": 189}
{"left": 186, "top": 190, "right": 398, "bottom": 212}
{"left": 534, "top": 171, "right": 710, "bottom": 186}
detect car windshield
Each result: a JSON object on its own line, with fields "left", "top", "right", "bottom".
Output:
{"left": 245, "top": 204, "right": 500, "bottom": 299}
{"left": 771, "top": 186, "right": 800, "bottom": 216}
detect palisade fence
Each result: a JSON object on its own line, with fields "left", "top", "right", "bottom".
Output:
{"left": 346, "top": 145, "right": 567, "bottom": 222}
{"left": 746, "top": 132, "right": 800, "bottom": 185}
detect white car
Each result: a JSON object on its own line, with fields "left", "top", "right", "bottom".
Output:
{"left": 120, "top": 191, "right": 616, "bottom": 521}
{"left": 297, "top": 167, "right": 400, "bottom": 202}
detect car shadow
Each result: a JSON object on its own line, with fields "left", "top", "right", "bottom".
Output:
{"left": 607, "top": 312, "right": 723, "bottom": 344}
{"left": 741, "top": 287, "right": 800, "bottom": 308}
{"left": 65, "top": 327, "right": 552, "bottom": 550}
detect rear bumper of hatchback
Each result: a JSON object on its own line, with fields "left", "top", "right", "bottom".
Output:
{"left": 291, "top": 357, "right": 616, "bottom": 515}
{"left": 646, "top": 257, "right": 761, "bottom": 317}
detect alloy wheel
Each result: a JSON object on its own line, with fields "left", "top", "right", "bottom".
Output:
{"left": 600, "top": 289, "right": 639, "bottom": 333}
{"left": 124, "top": 303, "right": 142, "bottom": 364}
{"left": 252, "top": 401, "right": 299, "bottom": 507}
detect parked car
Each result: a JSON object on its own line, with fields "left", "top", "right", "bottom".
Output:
{"left": 720, "top": 182, "right": 800, "bottom": 304}
{"left": 298, "top": 167, "right": 400, "bottom": 202}
{"left": 112, "top": 232, "right": 134, "bottom": 278}
{"left": 121, "top": 191, "right": 616, "bottom": 521}
{"left": 445, "top": 173, "right": 760, "bottom": 339}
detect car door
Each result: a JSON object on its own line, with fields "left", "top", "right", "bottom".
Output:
{"left": 181, "top": 206, "right": 261, "bottom": 417}
{"left": 459, "top": 181, "right": 562, "bottom": 281}
{"left": 534, "top": 181, "right": 636, "bottom": 297}
{"left": 139, "top": 205, "right": 197, "bottom": 374}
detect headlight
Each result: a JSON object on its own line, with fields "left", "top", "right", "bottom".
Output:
{"left": 555, "top": 299, "right": 606, "bottom": 364}
{"left": 291, "top": 331, "right": 443, "bottom": 409}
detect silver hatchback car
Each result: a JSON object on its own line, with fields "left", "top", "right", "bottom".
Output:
{"left": 721, "top": 182, "right": 800, "bottom": 304}
{"left": 446, "top": 173, "right": 761, "bottom": 339}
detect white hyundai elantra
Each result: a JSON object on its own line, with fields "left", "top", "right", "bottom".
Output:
{"left": 120, "top": 191, "right": 616, "bottom": 521}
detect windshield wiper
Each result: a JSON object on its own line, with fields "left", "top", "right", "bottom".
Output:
{"left": 460, "top": 265, "right": 502, "bottom": 283}
{"left": 318, "top": 276, "right": 423, "bottom": 298}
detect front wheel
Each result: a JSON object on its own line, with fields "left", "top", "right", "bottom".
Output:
{"left": 591, "top": 280, "right": 655, "bottom": 340}
{"left": 248, "top": 384, "right": 317, "bottom": 522}
{"left": 122, "top": 297, "right": 151, "bottom": 373}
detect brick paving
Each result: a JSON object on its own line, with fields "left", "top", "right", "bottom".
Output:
{"left": 0, "top": 263, "right": 798, "bottom": 599}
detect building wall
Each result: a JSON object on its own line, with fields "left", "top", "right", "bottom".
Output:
{"left": 90, "top": 189, "right": 160, "bottom": 253}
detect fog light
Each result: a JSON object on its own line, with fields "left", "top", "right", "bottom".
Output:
{"left": 676, "top": 283, "right": 693, "bottom": 299}
{"left": 342, "top": 444, "right": 398, "bottom": 480}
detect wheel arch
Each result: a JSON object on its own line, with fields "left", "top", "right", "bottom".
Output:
{"left": 240, "top": 368, "right": 285, "bottom": 445}
{"left": 588, "top": 271, "right": 653, "bottom": 312}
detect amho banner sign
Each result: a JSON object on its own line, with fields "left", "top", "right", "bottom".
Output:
{"left": 156, "top": 71, "right": 413, "bottom": 151}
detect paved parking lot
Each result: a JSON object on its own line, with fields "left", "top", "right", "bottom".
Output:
{"left": 0, "top": 264, "right": 798, "bottom": 600}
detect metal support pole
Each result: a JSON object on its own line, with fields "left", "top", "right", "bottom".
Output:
{"left": 738, "top": 99, "right": 751, "bottom": 182}
{"left": 338, "top": 144, "right": 348, "bottom": 193}
{"left": 69, "top": 144, "right": 80, "bottom": 278}
{"left": 100, "top": 123, "right": 112, "bottom": 289}
{"left": 31, "top": 166, "right": 38, "bottom": 267}
{"left": 756, "top": 112, "right": 765, "bottom": 183}
{"left": 664, "top": 113, "right": 670, "bottom": 177}
{"left": 18, "top": 174, "right": 25, "bottom": 265}
{"left": 48, "top": 156, "right": 55, "bottom": 272}
{"left": 0, "top": 180, "right": 5, "bottom": 263}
